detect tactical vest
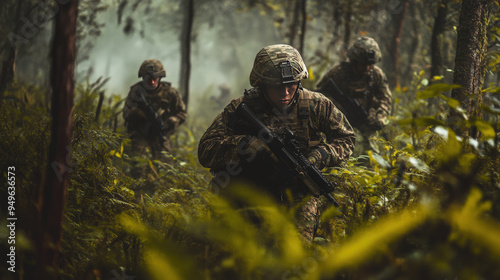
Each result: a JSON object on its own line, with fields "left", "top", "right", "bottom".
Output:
{"left": 340, "top": 62, "right": 381, "bottom": 110}
{"left": 241, "top": 87, "right": 322, "bottom": 155}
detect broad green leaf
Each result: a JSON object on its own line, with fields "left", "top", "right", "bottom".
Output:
{"left": 431, "top": 76, "right": 444, "bottom": 81}
{"left": 407, "top": 157, "right": 430, "bottom": 173}
{"left": 397, "top": 117, "right": 444, "bottom": 127}
{"left": 472, "top": 119, "right": 496, "bottom": 139}
{"left": 414, "top": 117, "right": 445, "bottom": 127}
{"left": 417, "top": 83, "right": 460, "bottom": 99}
{"left": 442, "top": 96, "right": 461, "bottom": 109}
{"left": 442, "top": 129, "right": 461, "bottom": 161}
{"left": 321, "top": 205, "right": 430, "bottom": 274}
{"left": 371, "top": 153, "right": 391, "bottom": 169}
{"left": 308, "top": 67, "right": 315, "bottom": 80}
{"left": 320, "top": 206, "right": 342, "bottom": 222}
{"left": 145, "top": 249, "right": 184, "bottom": 280}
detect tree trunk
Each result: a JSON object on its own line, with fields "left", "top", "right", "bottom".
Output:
{"left": 403, "top": 0, "right": 422, "bottom": 85}
{"left": 179, "top": 0, "right": 194, "bottom": 111}
{"left": 36, "top": 0, "right": 78, "bottom": 279}
{"left": 451, "top": 0, "right": 493, "bottom": 138}
{"left": 342, "top": 2, "right": 352, "bottom": 55}
{"left": 0, "top": 1, "right": 24, "bottom": 100}
{"left": 0, "top": 45, "right": 17, "bottom": 99}
{"left": 430, "top": 0, "right": 450, "bottom": 80}
{"left": 297, "top": 0, "right": 307, "bottom": 55}
{"left": 389, "top": 0, "right": 410, "bottom": 88}
{"left": 288, "top": 0, "right": 301, "bottom": 47}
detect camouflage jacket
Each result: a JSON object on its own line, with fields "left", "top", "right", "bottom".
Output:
{"left": 198, "top": 87, "right": 355, "bottom": 194}
{"left": 123, "top": 81, "right": 186, "bottom": 140}
{"left": 316, "top": 62, "right": 392, "bottom": 131}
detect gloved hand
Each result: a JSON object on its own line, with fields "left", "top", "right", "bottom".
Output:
{"left": 247, "top": 136, "right": 268, "bottom": 152}
{"left": 307, "top": 148, "right": 328, "bottom": 169}
{"left": 367, "top": 109, "right": 385, "bottom": 131}
{"left": 238, "top": 136, "right": 275, "bottom": 163}
{"left": 167, "top": 116, "right": 180, "bottom": 129}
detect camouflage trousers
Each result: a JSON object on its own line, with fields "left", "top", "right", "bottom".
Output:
{"left": 130, "top": 136, "right": 171, "bottom": 159}
{"left": 294, "top": 196, "right": 321, "bottom": 243}
{"left": 226, "top": 191, "right": 321, "bottom": 244}
{"left": 127, "top": 136, "right": 172, "bottom": 179}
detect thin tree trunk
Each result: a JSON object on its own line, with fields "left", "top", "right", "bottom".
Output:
{"left": 451, "top": 0, "right": 493, "bottom": 138}
{"left": 95, "top": 91, "right": 105, "bottom": 122}
{"left": 403, "top": 0, "right": 422, "bottom": 86}
{"left": 430, "top": 0, "right": 450, "bottom": 80}
{"left": 389, "top": 0, "right": 410, "bottom": 88}
{"left": 288, "top": 0, "right": 301, "bottom": 47}
{"left": 0, "top": 46, "right": 17, "bottom": 99}
{"left": 179, "top": 0, "right": 194, "bottom": 111}
{"left": 298, "top": 0, "right": 307, "bottom": 55}
{"left": 342, "top": 2, "right": 352, "bottom": 55}
{"left": 0, "top": 1, "right": 24, "bottom": 100}
{"left": 36, "top": 0, "right": 78, "bottom": 279}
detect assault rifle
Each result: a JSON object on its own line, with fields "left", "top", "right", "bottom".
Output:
{"left": 319, "top": 78, "right": 369, "bottom": 127}
{"left": 135, "top": 91, "right": 169, "bottom": 144}
{"left": 234, "top": 102, "right": 340, "bottom": 207}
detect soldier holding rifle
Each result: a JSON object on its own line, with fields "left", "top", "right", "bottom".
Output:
{"left": 198, "top": 45, "right": 355, "bottom": 242}
{"left": 316, "top": 36, "right": 392, "bottom": 155}
{"left": 123, "top": 59, "right": 186, "bottom": 159}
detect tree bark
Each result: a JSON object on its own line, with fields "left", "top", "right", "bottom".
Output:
{"left": 179, "top": 0, "right": 194, "bottom": 111}
{"left": 342, "top": 2, "right": 352, "bottom": 55}
{"left": 451, "top": 0, "right": 493, "bottom": 138}
{"left": 389, "top": 0, "right": 410, "bottom": 88}
{"left": 37, "top": 0, "right": 78, "bottom": 279}
{"left": 297, "top": 0, "right": 307, "bottom": 55}
{"left": 430, "top": 0, "right": 450, "bottom": 80}
{"left": 288, "top": 0, "right": 301, "bottom": 47}
{"left": 0, "top": 46, "right": 17, "bottom": 99}
{"left": 0, "top": 1, "right": 24, "bottom": 99}
{"left": 403, "top": 0, "right": 422, "bottom": 86}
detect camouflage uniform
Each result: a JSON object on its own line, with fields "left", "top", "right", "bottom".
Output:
{"left": 316, "top": 36, "right": 392, "bottom": 154}
{"left": 123, "top": 59, "right": 186, "bottom": 158}
{"left": 198, "top": 45, "right": 355, "bottom": 242}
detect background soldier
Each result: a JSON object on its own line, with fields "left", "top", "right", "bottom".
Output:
{"left": 211, "top": 84, "right": 232, "bottom": 108}
{"left": 316, "top": 36, "right": 392, "bottom": 155}
{"left": 198, "top": 44, "right": 355, "bottom": 243}
{"left": 123, "top": 59, "right": 187, "bottom": 159}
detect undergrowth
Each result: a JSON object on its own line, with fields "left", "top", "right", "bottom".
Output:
{"left": 0, "top": 73, "right": 499, "bottom": 279}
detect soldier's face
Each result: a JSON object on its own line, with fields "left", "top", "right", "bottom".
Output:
{"left": 146, "top": 77, "right": 160, "bottom": 88}
{"left": 355, "top": 62, "right": 373, "bottom": 74}
{"left": 266, "top": 82, "right": 298, "bottom": 108}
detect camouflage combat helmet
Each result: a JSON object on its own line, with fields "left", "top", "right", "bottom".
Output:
{"left": 138, "top": 59, "right": 166, "bottom": 78}
{"left": 347, "top": 36, "right": 382, "bottom": 65}
{"left": 249, "top": 44, "right": 308, "bottom": 87}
